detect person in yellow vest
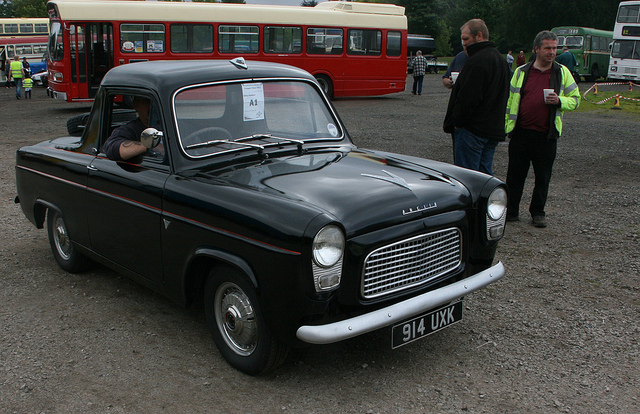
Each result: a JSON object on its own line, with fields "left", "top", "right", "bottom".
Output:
{"left": 9, "top": 55, "right": 25, "bottom": 99}
{"left": 504, "top": 30, "right": 580, "bottom": 228}
{"left": 23, "top": 74, "right": 33, "bottom": 99}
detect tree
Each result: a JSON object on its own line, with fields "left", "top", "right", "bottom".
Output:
{"left": 434, "top": 21, "right": 453, "bottom": 57}
{"left": 302, "top": 0, "right": 318, "bottom": 6}
{"left": 6, "top": 0, "right": 47, "bottom": 17}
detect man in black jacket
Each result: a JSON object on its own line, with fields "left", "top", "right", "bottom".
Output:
{"left": 443, "top": 19, "right": 510, "bottom": 175}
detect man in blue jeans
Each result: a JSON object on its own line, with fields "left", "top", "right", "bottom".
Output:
{"left": 443, "top": 19, "right": 510, "bottom": 175}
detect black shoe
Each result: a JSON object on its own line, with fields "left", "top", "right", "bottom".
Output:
{"left": 532, "top": 216, "right": 547, "bottom": 228}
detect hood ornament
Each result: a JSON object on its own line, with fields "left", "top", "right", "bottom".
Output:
{"left": 362, "top": 169, "right": 411, "bottom": 190}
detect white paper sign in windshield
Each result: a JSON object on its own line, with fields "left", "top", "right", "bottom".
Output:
{"left": 242, "top": 83, "right": 265, "bottom": 122}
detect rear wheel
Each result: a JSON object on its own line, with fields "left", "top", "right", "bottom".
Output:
{"left": 314, "top": 74, "right": 334, "bottom": 99}
{"left": 204, "top": 265, "right": 289, "bottom": 375}
{"left": 46, "top": 209, "right": 91, "bottom": 273}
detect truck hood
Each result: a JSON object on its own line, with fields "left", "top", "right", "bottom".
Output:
{"left": 203, "top": 148, "right": 474, "bottom": 235}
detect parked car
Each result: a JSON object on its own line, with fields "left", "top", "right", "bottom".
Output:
{"left": 30, "top": 70, "right": 48, "bottom": 87}
{"left": 15, "top": 59, "right": 507, "bottom": 375}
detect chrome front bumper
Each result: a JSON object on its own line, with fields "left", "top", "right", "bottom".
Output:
{"left": 296, "top": 261, "right": 505, "bottom": 344}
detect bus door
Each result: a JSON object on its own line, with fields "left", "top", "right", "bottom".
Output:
{"left": 69, "top": 23, "right": 113, "bottom": 99}
{"left": 584, "top": 35, "right": 592, "bottom": 70}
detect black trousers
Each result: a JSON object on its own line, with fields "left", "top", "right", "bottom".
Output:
{"left": 506, "top": 127, "right": 558, "bottom": 218}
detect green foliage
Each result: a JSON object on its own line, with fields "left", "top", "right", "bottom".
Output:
{"left": 434, "top": 21, "right": 452, "bottom": 57}
{"left": 5, "top": 0, "right": 46, "bottom": 17}
{"left": 301, "top": 0, "right": 318, "bottom": 6}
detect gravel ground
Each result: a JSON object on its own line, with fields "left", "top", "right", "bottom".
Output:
{"left": 1, "top": 75, "right": 639, "bottom": 413}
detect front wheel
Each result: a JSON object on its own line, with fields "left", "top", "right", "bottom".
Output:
{"left": 46, "top": 209, "right": 91, "bottom": 273}
{"left": 204, "top": 265, "right": 289, "bottom": 375}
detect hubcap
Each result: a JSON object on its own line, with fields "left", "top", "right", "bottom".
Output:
{"left": 215, "top": 282, "right": 257, "bottom": 356}
{"left": 54, "top": 215, "right": 72, "bottom": 261}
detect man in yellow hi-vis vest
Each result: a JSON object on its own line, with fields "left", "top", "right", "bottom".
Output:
{"left": 505, "top": 30, "right": 580, "bottom": 228}
{"left": 9, "top": 55, "right": 25, "bottom": 99}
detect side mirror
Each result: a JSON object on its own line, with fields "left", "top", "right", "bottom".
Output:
{"left": 140, "top": 128, "right": 163, "bottom": 149}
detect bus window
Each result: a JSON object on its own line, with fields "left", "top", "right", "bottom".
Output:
{"left": 33, "top": 43, "right": 47, "bottom": 55}
{"left": 5, "top": 24, "right": 18, "bottom": 34}
{"left": 35, "top": 23, "right": 48, "bottom": 34}
{"left": 20, "top": 23, "right": 34, "bottom": 34}
{"left": 612, "top": 40, "right": 640, "bottom": 59}
{"left": 15, "top": 44, "right": 33, "bottom": 55}
{"left": 218, "top": 25, "right": 259, "bottom": 54}
{"left": 50, "top": 21, "right": 64, "bottom": 61}
{"left": 618, "top": 4, "right": 640, "bottom": 23}
{"left": 121, "top": 24, "right": 165, "bottom": 53}
{"left": 564, "top": 36, "right": 583, "bottom": 49}
{"left": 171, "top": 24, "right": 213, "bottom": 53}
{"left": 264, "top": 26, "right": 302, "bottom": 54}
{"left": 387, "top": 31, "right": 401, "bottom": 57}
{"left": 347, "top": 29, "right": 381, "bottom": 56}
{"left": 307, "top": 28, "right": 343, "bottom": 55}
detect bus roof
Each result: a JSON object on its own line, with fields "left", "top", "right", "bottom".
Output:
{"left": 47, "top": 0, "right": 407, "bottom": 30}
{"left": 551, "top": 26, "right": 613, "bottom": 38}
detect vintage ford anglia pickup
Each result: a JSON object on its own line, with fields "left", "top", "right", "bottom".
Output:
{"left": 15, "top": 59, "right": 506, "bottom": 374}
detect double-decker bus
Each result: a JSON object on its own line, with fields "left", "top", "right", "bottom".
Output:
{"left": 609, "top": 1, "right": 640, "bottom": 81}
{"left": 551, "top": 26, "right": 613, "bottom": 81}
{"left": 0, "top": 18, "right": 49, "bottom": 37}
{"left": 1, "top": 35, "right": 48, "bottom": 84}
{"left": 46, "top": 0, "right": 408, "bottom": 102}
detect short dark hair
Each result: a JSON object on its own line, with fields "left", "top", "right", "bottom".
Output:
{"left": 462, "top": 19, "right": 489, "bottom": 40}
{"left": 533, "top": 31, "right": 558, "bottom": 50}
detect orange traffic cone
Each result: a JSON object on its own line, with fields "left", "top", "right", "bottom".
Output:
{"left": 612, "top": 94, "right": 622, "bottom": 110}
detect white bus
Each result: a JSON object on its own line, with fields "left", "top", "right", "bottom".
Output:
{"left": 609, "top": 1, "right": 640, "bottom": 81}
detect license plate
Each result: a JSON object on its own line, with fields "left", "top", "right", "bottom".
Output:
{"left": 391, "top": 301, "right": 463, "bottom": 349}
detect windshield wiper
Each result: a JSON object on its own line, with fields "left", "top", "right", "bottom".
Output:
{"left": 240, "top": 134, "right": 305, "bottom": 153}
{"left": 185, "top": 139, "right": 265, "bottom": 151}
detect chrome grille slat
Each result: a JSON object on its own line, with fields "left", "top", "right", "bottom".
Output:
{"left": 362, "top": 228, "right": 462, "bottom": 299}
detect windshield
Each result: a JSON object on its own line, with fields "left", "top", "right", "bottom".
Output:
{"left": 174, "top": 80, "right": 342, "bottom": 158}
{"left": 49, "top": 21, "right": 64, "bottom": 61}
{"left": 557, "top": 36, "right": 583, "bottom": 49}
{"left": 611, "top": 40, "right": 640, "bottom": 59}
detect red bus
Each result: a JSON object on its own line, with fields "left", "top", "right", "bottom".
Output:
{"left": 1, "top": 35, "right": 48, "bottom": 84}
{"left": 46, "top": 0, "right": 408, "bottom": 102}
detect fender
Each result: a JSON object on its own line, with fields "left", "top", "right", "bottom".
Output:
{"left": 192, "top": 247, "right": 258, "bottom": 288}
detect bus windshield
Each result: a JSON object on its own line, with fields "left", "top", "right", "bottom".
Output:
{"left": 49, "top": 21, "right": 64, "bottom": 61}
{"left": 557, "top": 36, "right": 584, "bottom": 49}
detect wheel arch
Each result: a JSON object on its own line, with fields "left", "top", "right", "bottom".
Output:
{"left": 184, "top": 248, "right": 258, "bottom": 307}
{"left": 33, "top": 199, "right": 60, "bottom": 229}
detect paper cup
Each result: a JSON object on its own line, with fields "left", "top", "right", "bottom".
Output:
{"left": 451, "top": 72, "right": 460, "bottom": 83}
{"left": 543, "top": 89, "right": 554, "bottom": 101}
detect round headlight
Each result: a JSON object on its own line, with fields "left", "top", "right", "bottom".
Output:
{"left": 313, "top": 225, "right": 345, "bottom": 268}
{"left": 487, "top": 187, "right": 507, "bottom": 220}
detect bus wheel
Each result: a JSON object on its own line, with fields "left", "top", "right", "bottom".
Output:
{"left": 315, "top": 74, "right": 334, "bottom": 99}
{"left": 590, "top": 65, "right": 600, "bottom": 82}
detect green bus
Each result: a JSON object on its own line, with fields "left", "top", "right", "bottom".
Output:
{"left": 551, "top": 26, "right": 613, "bottom": 81}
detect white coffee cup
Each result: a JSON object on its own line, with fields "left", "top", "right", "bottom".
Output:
{"left": 543, "top": 89, "right": 554, "bottom": 101}
{"left": 451, "top": 72, "right": 460, "bottom": 83}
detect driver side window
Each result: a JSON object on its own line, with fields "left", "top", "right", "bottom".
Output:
{"left": 102, "top": 93, "right": 167, "bottom": 164}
